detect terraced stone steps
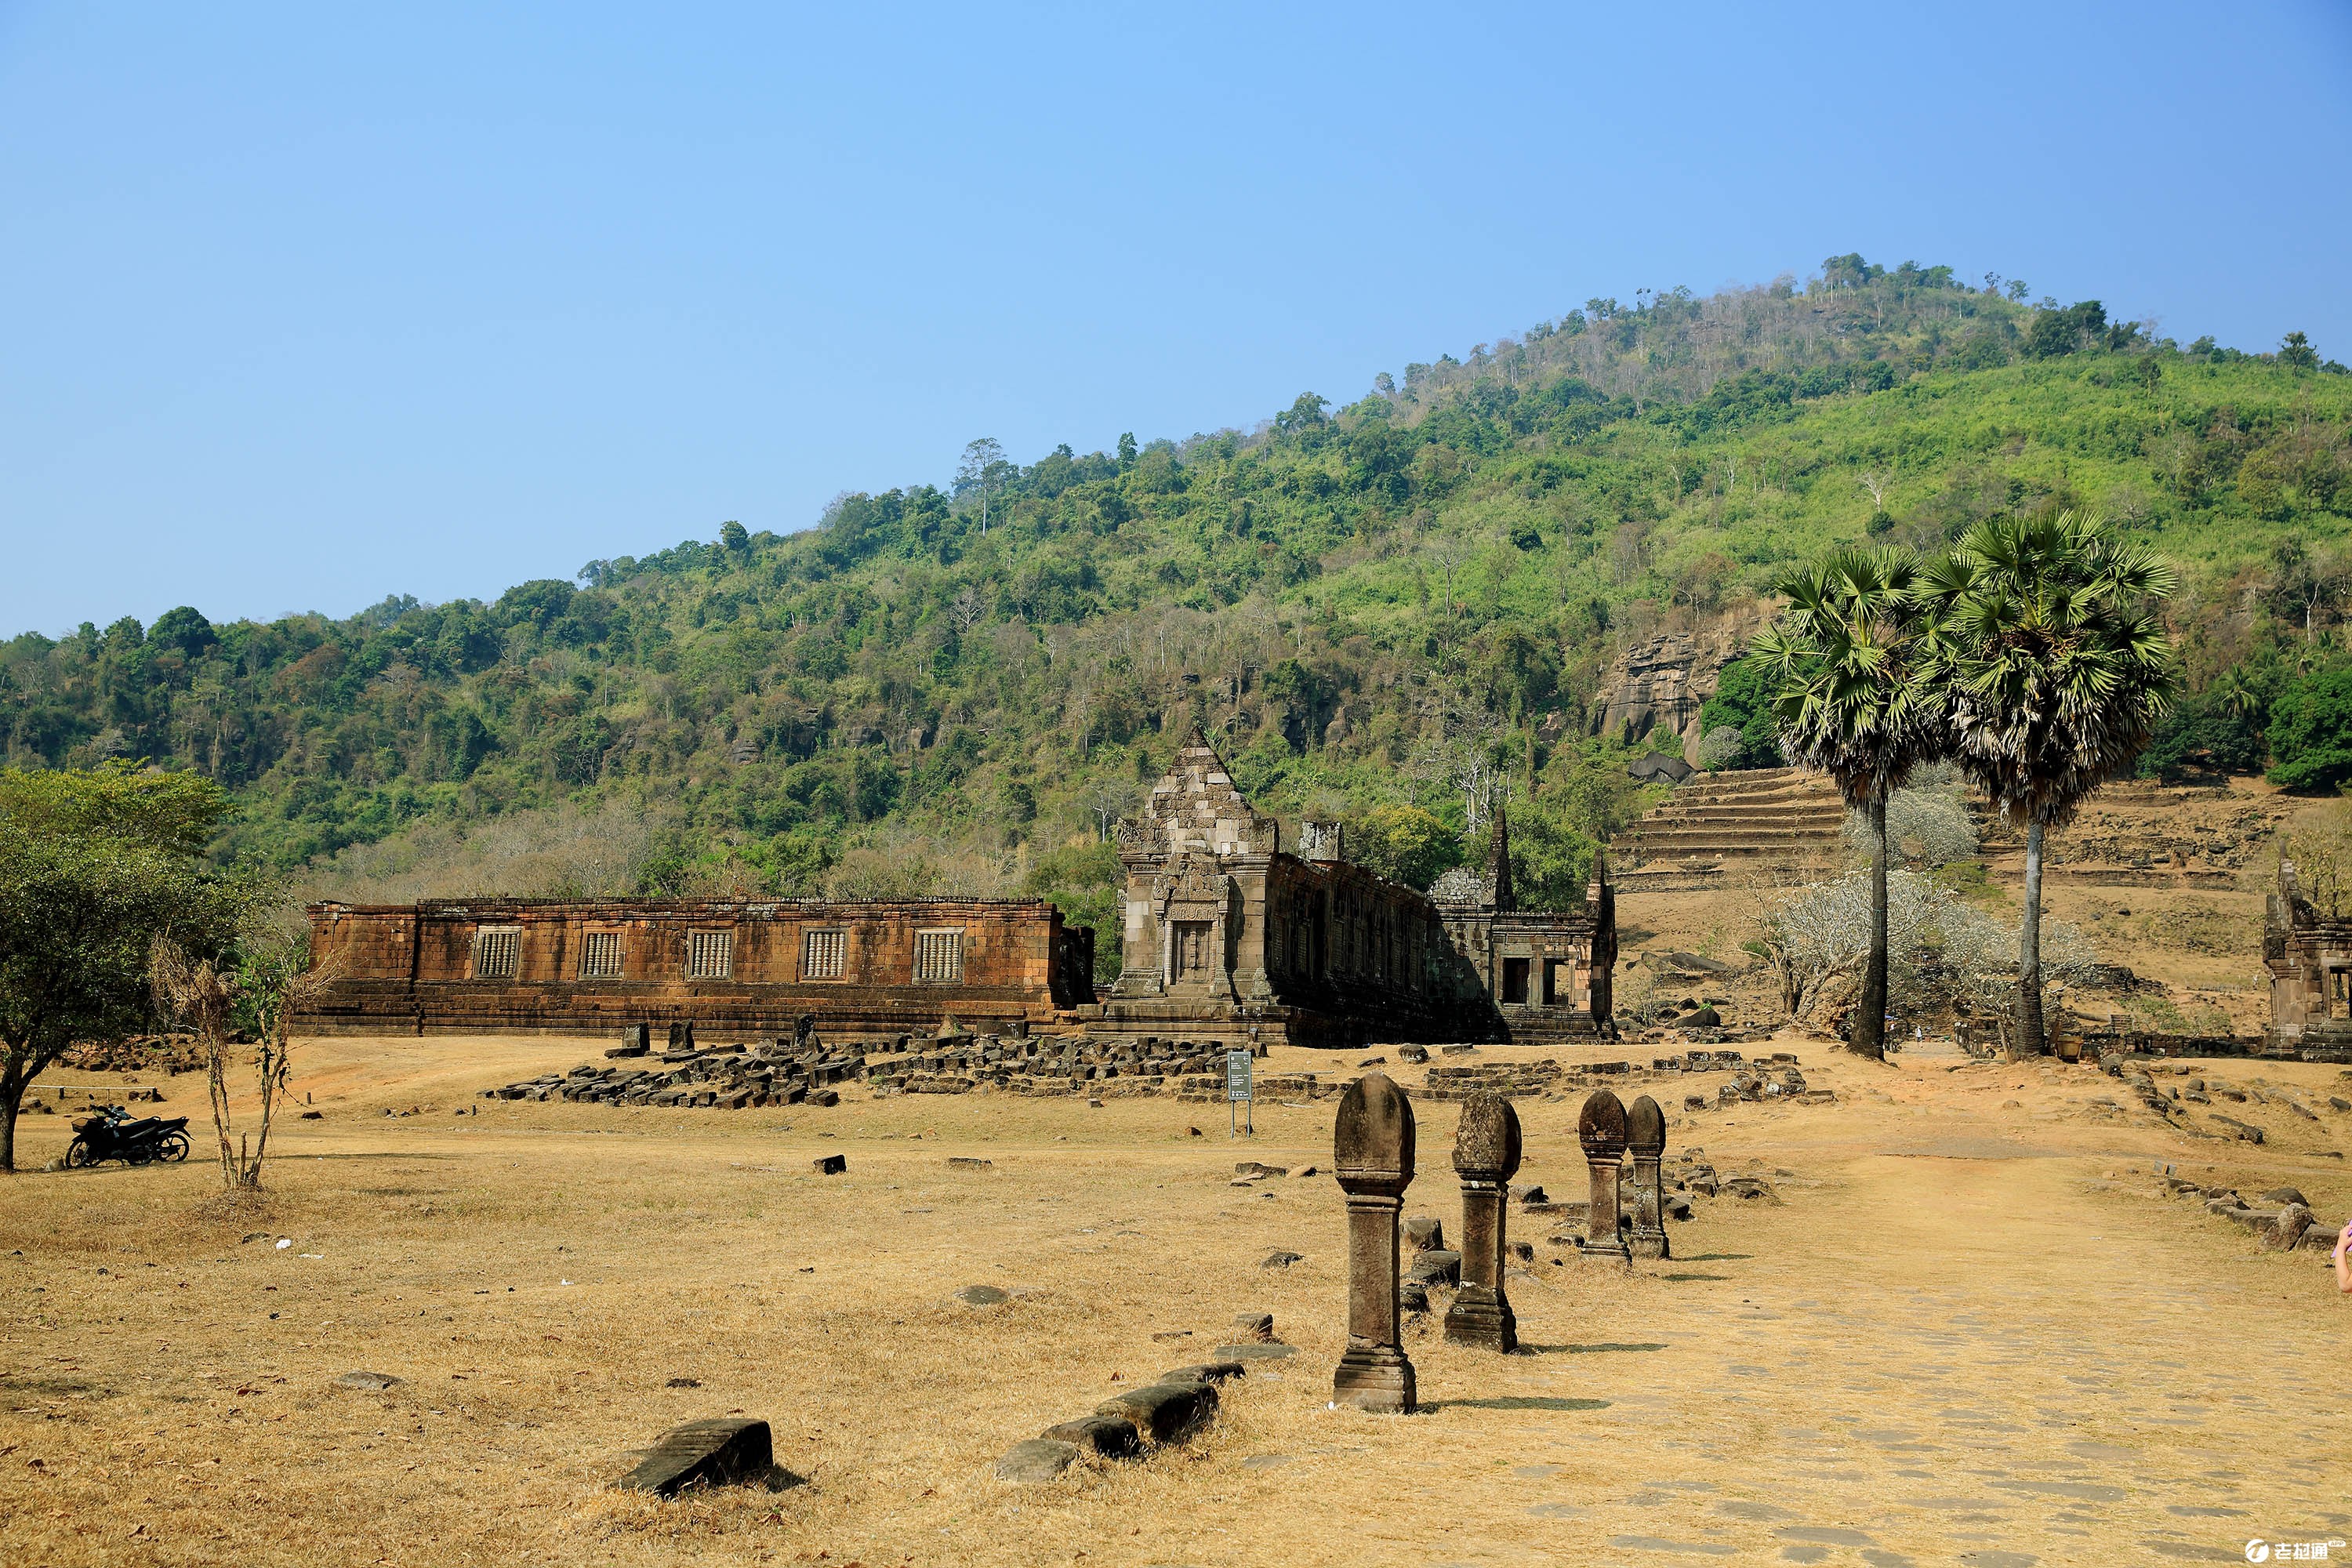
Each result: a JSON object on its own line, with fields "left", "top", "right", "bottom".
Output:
{"left": 1611, "top": 768, "right": 1849, "bottom": 892}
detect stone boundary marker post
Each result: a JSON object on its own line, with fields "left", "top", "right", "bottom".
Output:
{"left": 1578, "top": 1089, "right": 1631, "bottom": 1267}
{"left": 1626, "top": 1094, "right": 1668, "bottom": 1260}
{"left": 1333, "top": 1070, "right": 1417, "bottom": 1414}
{"left": 1445, "top": 1092, "right": 1523, "bottom": 1353}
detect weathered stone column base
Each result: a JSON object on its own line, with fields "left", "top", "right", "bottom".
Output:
{"left": 1628, "top": 1230, "right": 1668, "bottom": 1261}
{"left": 1579, "top": 1241, "right": 1632, "bottom": 1267}
{"left": 1443, "top": 1283, "right": 1516, "bottom": 1352}
{"left": 1333, "top": 1344, "right": 1417, "bottom": 1413}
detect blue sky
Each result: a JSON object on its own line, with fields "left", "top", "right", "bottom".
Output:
{"left": 3, "top": 2, "right": 2347, "bottom": 636}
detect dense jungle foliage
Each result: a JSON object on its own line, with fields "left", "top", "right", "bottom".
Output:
{"left": 6, "top": 257, "right": 2350, "bottom": 971}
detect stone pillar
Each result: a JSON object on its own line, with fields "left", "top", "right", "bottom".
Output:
{"left": 1444, "top": 1092, "right": 1523, "bottom": 1352}
{"left": 1333, "top": 1070, "right": 1417, "bottom": 1413}
{"left": 1578, "top": 1089, "right": 1631, "bottom": 1266}
{"left": 1626, "top": 1093, "right": 1668, "bottom": 1261}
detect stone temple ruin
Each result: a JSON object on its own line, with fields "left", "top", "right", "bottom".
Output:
{"left": 1098, "top": 730, "right": 1613, "bottom": 1048}
{"left": 2264, "top": 858, "right": 2352, "bottom": 1060}
{"left": 303, "top": 728, "right": 1614, "bottom": 1051}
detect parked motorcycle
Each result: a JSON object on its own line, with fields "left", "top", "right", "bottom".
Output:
{"left": 64, "top": 1105, "right": 191, "bottom": 1168}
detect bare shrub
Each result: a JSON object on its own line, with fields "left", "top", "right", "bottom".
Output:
{"left": 1759, "top": 868, "right": 2099, "bottom": 1022}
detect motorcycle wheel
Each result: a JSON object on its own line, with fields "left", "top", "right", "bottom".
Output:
{"left": 157, "top": 1131, "right": 191, "bottom": 1163}
{"left": 64, "top": 1137, "right": 97, "bottom": 1169}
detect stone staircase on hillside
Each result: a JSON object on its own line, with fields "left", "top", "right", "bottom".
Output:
{"left": 1610, "top": 768, "right": 1849, "bottom": 894}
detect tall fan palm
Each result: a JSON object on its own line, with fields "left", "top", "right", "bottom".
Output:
{"left": 1751, "top": 546, "right": 1947, "bottom": 1060}
{"left": 1922, "top": 511, "right": 2179, "bottom": 1058}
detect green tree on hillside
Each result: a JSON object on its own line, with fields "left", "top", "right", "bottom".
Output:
{"left": 1922, "top": 512, "right": 2179, "bottom": 1059}
{"left": 1348, "top": 804, "right": 1463, "bottom": 891}
{"left": 2267, "top": 666, "right": 2352, "bottom": 792}
{"left": 0, "top": 258, "right": 2341, "bottom": 912}
{"left": 1695, "top": 656, "right": 1784, "bottom": 770}
{"left": 1751, "top": 547, "right": 1947, "bottom": 1061}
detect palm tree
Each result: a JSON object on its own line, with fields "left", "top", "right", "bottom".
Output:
{"left": 1921, "top": 511, "right": 2179, "bottom": 1058}
{"left": 1751, "top": 546, "right": 1947, "bottom": 1060}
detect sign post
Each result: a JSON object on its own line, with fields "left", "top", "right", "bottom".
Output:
{"left": 1226, "top": 1046, "right": 1254, "bottom": 1138}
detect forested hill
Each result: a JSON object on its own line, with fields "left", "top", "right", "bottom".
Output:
{"left": 5, "top": 256, "right": 2350, "bottom": 960}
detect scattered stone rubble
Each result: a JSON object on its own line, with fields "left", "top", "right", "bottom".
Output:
{"left": 2089, "top": 1054, "right": 2347, "bottom": 1142}
{"left": 485, "top": 1025, "right": 1308, "bottom": 1108}
{"left": 478, "top": 1018, "right": 1828, "bottom": 1120}
{"left": 867, "top": 1033, "right": 1281, "bottom": 1102}
{"left": 2159, "top": 1174, "right": 2342, "bottom": 1254}
{"left": 483, "top": 1030, "right": 864, "bottom": 1108}
{"left": 61, "top": 1034, "right": 207, "bottom": 1074}
{"left": 1421, "top": 1050, "right": 1818, "bottom": 1105}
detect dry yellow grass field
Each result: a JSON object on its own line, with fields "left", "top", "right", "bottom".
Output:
{"left": 5, "top": 1026, "right": 2351, "bottom": 1568}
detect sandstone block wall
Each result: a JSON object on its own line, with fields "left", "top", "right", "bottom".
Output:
{"left": 301, "top": 897, "right": 1094, "bottom": 1036}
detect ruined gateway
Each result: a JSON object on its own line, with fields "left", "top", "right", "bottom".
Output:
{"left": 300, "top": 730, "right": 1613, "bottom": 1047}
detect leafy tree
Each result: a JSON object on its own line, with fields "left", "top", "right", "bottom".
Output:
{"left": 147, "top": 605, "right": 217, "bottom": 658}
{"left": 1922, "top": 511, "right": 2179, "bottom": 1058}
{"left": 0, "top": 764, "right": 238, "bottom": 1171}
{"left": 2280, "top": 332, "right": 2321, "bottom": 371}
{"left": 1348, "top": 804, "right": 1462, "bottom": 891}
{"left": 1022, "top": 841, "right": 1124, "bottom": 982}
{"left": 1695, "top": 655, "right": 1783, "bottom": 770}
{"left": 2024, "top": 300, "right": 2107, "bottom": 360}
{"left": 1505, "top": 793, "right": 1599, "bottom": 910}
{"left": 2267, "top": 665, "right": 2352, "bottom": 792}
{"left": 1751, "top": 546, "right": 1947, "bottom": 1060}
{"left": 2138, "top": 682, "right": 2269, "bottom": 778}
{"left": 956, "top": 437, "right": 1010, "bottom": 535}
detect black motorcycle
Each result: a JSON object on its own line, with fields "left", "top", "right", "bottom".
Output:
{"left": 64, "top": 1105, "right": 191, "bottom": 1168}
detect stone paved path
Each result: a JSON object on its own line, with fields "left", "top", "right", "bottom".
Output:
{"left": 1350, "top": 1145, "right": 2351, "bottom": 1566}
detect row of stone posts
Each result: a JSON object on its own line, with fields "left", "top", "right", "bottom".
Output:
{"left": 1332, "top": 1074, "right": 1671, "bottom": 1414}
{"left": 1579, "top": 1087, "right": 1670, "bottom": 1263}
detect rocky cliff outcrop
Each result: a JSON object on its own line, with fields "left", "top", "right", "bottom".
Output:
{"left": 1590, "top": 609, "right": 1769, "bottom": 762}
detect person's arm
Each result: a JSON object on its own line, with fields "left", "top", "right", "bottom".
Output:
{"left": 2335, "top": 1222, "right": 2352, "bottom": 1294}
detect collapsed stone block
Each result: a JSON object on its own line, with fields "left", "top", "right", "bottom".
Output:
{"left": 618, "top": 1417, "right": 786, "bottom": 1497}
{"left": 1039, "top": 1414, "right": 1140, "bottom": 1457}
{"left": 1215, "top": 1342, "right": 1296, "bottom": 1362}
{"left": 1407, "top": 1249, "right": 1461, "bottom": 1287}
{"left": 995, "top": 1438, "right": 1081, "bottom": 1483}
{"left": 1098, "top": 1381, "right": 1219, "bottom": 1443}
